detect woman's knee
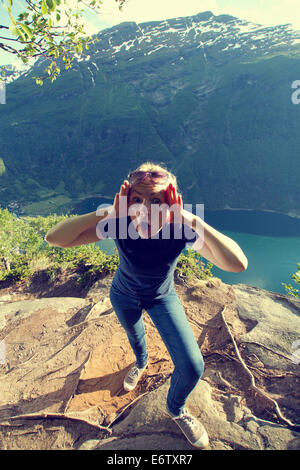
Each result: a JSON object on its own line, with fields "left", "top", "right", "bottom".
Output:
{"left": 126, "top": 325, "right": 146, "bottom": 343}
{"left": 110, "top": 297, "right": 143, "bottom": 333}
{"left": 114, "top": 311, "right": 146, "bottom": 342}
{"left": 179, "top": 355, "right": 204, "bottom": 382}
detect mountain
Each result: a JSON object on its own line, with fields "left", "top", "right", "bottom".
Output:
{"left": 0, "top": 63, "right": 31, "bottom": 84}
{"left": 1, "top": 10, "right": 300, "bottom": 217}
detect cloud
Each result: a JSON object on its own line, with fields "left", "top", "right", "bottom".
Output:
{"left": 94, "top": 0, "right": 300, "bottom": 30}
{"left": 216, "top": 0, "right": 300, "bottom": 29}
{"left": 95, "top": 0, "right": 220, "bottom": 26}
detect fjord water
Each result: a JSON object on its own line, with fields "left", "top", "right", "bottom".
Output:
{"left": 206, "top": 209, "right": 300, "bottom": 296}
{"left": 72, "top": 198, "right": 300, "bottom": 296}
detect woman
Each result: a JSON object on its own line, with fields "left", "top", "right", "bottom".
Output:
{"left": 45, "top": 161, "right": 248, "bottom": 449}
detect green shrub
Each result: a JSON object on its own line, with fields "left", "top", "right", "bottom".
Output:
{"left": 176, "top": 248, "right": 213, "bottom": 281}
{"left": 0, "top": 253, "right": 33, "bottom": 282}
{"left": 282, "top": 263, "right": 300, "bottom": 298}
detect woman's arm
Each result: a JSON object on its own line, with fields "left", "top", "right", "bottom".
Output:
{"left": 44, "top": 179, "right": 130, "bottom": 248}
{"left": 47, "top": 224, "right": 100, "bottom": 248}
{"left": 164, "top": 183, "right": 248, "bottom": 273}
{"left": 45, "top": 206, "right": 114, "bottom": 247}
{"left": 183, "top": 209, "right": 248, "bottom": 273}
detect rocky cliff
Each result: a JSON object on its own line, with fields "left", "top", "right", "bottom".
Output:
{"left": 0, "top": 274, "right": 299, "bottom": 450}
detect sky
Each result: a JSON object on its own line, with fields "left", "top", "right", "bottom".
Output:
{"left": 1, "top": 0, "right": 300, "bottom": 66}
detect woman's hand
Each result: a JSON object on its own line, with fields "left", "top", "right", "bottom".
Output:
{"left": 113, "top": 180, "right": 130, "bottom": 218}
{"left": 96, "top": 180, "right": 130, "bottom": 220}
{"left": 164, "top": 183, "right": 183, "bottom": 224}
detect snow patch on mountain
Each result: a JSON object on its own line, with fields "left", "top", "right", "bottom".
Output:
{"left": 84, "top": 10, "right": 300, "bottom": 66}
{"left": 3, "top": 10, "right": 300, "bottom": 83}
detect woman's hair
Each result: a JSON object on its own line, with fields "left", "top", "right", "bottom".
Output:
{"left": 129, "top": 161, "right": 179, "bottom": 192}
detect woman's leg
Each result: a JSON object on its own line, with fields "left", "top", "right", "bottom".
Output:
{"left": 145, "top": 289, "right": 204, "bottom": 416}
{"left": 109, "top": 286, "right": 148, "bottom": 369}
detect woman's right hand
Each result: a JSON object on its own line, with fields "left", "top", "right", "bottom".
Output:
{"left": 96, "top": 180, "right": 130, "bottom": 220}
{"left": 113, "top": 180, "right": 130, "bottom": 218}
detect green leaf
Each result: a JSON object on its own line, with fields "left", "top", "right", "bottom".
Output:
{"left": 9, "top": 25, "right": 25, "bottom": 41}
{"left": 17, "top": 12, "right": 29, "bottom": 21}
{"left": 41, "top": 0, "right": 48, "bottom": 15}
{"left": 48, "top": 18, "right": 52, "bottom": 28}
{"left": 18, "top": 23, "right": 33, "bottom": 39}
{"left": 56, "top": 12, "right": 60, "bottom": 21}
{"left": 16, "top": 27, "right": 25, "bottom": 41}
{"left": 74, "top": 43, "right": 83, "bottom": 55}
{"left": 9, "top": 25, "right": 20, "bottom": 36}
{"left": 46, "top": 0, "right": 56, "bottom": 12}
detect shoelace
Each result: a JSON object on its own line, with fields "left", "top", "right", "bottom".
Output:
{"left": 174, "top": 410, "right": 199, "bottom": 431}
{"left": 127, "top": 366, "right": 140, "bottom": 380}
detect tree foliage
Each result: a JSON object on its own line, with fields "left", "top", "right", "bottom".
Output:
{"left": 0, "top": 207, "right": 120, "bottom": 285}
{"left": 0, "top": 0, "right": 127, "bottom": 85}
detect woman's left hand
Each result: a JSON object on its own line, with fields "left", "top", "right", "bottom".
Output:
{"left": 164, "top": 183, "right": 183, "bottom": 223}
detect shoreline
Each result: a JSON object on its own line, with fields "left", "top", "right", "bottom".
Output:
{"left": 73, "top": 196, "right": 300, "bottom": 220}
{"left": 8, "top": 195, "right": 300, "bottom": 221}
{"left": 208, "top": 205, "right": 300, "bottom": 220}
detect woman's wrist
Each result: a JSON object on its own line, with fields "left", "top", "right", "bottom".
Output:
{"left": 95, "top": 204, "right": 116, "bottom": 220}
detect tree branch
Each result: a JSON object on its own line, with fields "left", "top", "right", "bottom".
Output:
{"left": 0, "top": 36, "right": 21, "bottom": 42}
{"left": 25, "top": 0, "right": 39, "bottom": 14}
{"left": 0, "top": 0, "right": 114, "bottom": 84}
{"left": 0, "top": 42, "right": 19, "bottom": 54}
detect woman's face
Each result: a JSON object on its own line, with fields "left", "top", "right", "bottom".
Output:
{"left": 128, "top": 179, "right": 169, "bottom": 238}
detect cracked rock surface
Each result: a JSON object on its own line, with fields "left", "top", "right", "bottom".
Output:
{"left": 0, "top": 275, "right": 300, "bottom": 450}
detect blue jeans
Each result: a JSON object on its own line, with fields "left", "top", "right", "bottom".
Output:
{"left": 109, "top": 283, "right": 204, "bottom": 416}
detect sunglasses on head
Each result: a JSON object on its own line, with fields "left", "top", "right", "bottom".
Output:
{"left": 128, "top": 170, "right": 170, "bottom": 185}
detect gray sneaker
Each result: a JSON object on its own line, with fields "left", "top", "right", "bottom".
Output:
{"left": 123, "top": 363, "right": 147, "bottom": 392}
{"left": 167, "top": 406, "right": 209, "bottom": 449}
